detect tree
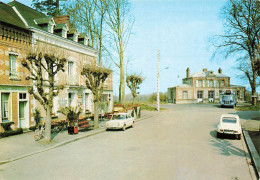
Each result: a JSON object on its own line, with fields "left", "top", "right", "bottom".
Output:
{"left": 106, "top": 0, "right": 134, "bottom": 103}
{"left": 22, "top": 44, "right": 67, "bottom": 142}
{"left": 32, "top": 0, "right": 64, "bottom": 16}
{"left": 212, "top": 0, "right": 260, "bottom": 105}
{"left": 81, "top": 65, "right": 111, "bottom": 129}
{"left": 63, "top": 0, "right": 108, "bottom": 65}
{"left": 126, "top": 74, "right": 144, "bottom": 104}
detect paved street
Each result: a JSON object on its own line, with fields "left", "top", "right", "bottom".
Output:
{"left": 0, "top": 104, "right": 256, "bottom": 180}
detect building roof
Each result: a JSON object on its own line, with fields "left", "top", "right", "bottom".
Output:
{"left": 191, "top": 71, "right": 229, "bottom": 78}
{"left": 0, "top": 2, "right": 27, "bottom": 29}
{"left": 8, "top": 1, "right": 46, "bottom": 29}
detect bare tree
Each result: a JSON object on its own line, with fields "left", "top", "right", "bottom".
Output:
{"left": 106, "top": 0, "right": 134, "bottom": 104}
{"left": 126, "top": 74, "right": 144, "bottom": 104}
{"left": 212, "top": 0, "right": 260, "bottom": 105}
{"left": 22, "top": 44, "right": 67, "bottom": 142}
{"left": 81, "top": 65, "right": 111, "bottom": 129}
{"left": 63, "top": 0, "right": 108, "bottom": 65}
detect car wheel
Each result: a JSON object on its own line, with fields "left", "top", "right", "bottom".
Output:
{"left": 237, "top": 134, "right": 241, "bottom": 140}
{"left": 217, "top": 132, "right": 221, "bottom": 138}
{"left": 122, "top": 124, "right": 126, "bottom": 131}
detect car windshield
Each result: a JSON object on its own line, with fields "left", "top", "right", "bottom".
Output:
{"left": 222, "top": 117, "right": 237, "bottom": 124}
{"left": 222, "top": 95, "right": 233, "bottom": 100}
{"left": 112, "top": 115, "right": 127, "bottom": 120}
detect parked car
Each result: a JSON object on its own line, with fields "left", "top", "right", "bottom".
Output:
{"left": 217, "top": 114, "right": 242, "bottom": 140}
{"left": 106, "top": 113, "right": 134, "bottom": 131}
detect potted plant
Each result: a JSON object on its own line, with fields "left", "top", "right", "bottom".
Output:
{"left": 60, "top": 106, "right": 81, "bottom": 134}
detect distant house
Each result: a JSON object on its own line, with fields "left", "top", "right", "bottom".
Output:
{"left": 168, "top": 68, "right": 245, "bottom": 104}
{"left": 0, "top": 1, "right": 113, "bottom": 129}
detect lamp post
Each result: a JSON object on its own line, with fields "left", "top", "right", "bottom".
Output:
{"left": 157, "top": 50, "right": 169, "bottom": 112}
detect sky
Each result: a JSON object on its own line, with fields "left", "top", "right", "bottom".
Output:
{"left": 2, "top": 0, "right": 257, "bottom": 96}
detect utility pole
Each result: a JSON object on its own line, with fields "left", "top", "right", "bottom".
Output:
{"left": 157, "top": 50, "right": 160, "bottom": 112}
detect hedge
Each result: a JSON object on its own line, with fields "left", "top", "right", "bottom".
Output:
{"left": 0, "top": 128, "right": 23, "bottom": 138}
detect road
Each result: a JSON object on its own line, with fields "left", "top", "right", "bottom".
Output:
{"left": 0, "top": 104, "right": 255, "bottom": 180}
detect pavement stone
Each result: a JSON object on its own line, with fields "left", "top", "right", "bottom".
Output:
{"left": 0, "top": 110, "right": 158, "bottom": 164}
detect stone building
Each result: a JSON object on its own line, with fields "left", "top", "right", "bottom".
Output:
{"left": 0, "top": 1, "right": 113, "bottom": 128}
{"left": 168, "top": 68, "right": 245, "bottom": 104}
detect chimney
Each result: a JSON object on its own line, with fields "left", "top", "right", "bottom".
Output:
{"left": 218, "top": 68, "right": 222, "bottom": 74}
{"left": 186, "top": 68, "right": 190, "bottom": 78}
{"left": 203, "top": 68, "right": 207, "bottom": 72}
{"left": 53, "top": 15, "right": 70, "bottom": 27}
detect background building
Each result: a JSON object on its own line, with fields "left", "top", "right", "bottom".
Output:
{"left": 168, "top": 68, "right": 245, "bottom": 104}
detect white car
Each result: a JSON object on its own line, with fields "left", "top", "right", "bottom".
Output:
{"left": 106, "top": 113, "right": 134, "bottom": 131}
{"left": 217, "top": 114, "right": 242, "bottom": 140}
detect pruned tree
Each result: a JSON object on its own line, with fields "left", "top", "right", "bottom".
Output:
{"left": 106, "top": 0, "right": 134, "bottom": 104}
{"left": 212, "top": 0, "right": 260, "bottom": 105}
{"left": 22, "top": 44, "right": 67, "bottom": 142}
{"left": 126, "top": 74, "right": 144, "bottom": 104}
{"left": 81, "top": 65, "right": 111, "bottom": 129}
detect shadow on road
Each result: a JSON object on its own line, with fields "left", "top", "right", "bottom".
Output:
{"left": 210, "top": 130, "right": 248, "bottom": 157}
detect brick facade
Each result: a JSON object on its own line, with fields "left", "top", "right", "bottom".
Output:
{"left": 0, "top": 22, "right": 33, "bottom": 128}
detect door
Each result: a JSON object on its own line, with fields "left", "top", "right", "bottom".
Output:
{"left": 1, "top": 93, "right": 10, "bottom": 122}
{"left": 19, "top": 101, "right": 27, "bottom": 128}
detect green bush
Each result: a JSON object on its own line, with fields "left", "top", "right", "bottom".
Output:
{"left": 0, "top": 128, "right": 23, "bottom": 138}
{"left": 29, "top": 125, "right": 37, "bottom": 131}
{"left": 1, "top": 122, "right": 13, "bottom": 131}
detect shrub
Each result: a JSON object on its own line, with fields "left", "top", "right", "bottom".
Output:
{"left": 1, "top": 122, "right": 13, "bottom": 131}
{"left": 29, "top": 125, "right": 37, "bottom": 131}
{"left": 0, "top": 128, "right": 23, "bottom": 138}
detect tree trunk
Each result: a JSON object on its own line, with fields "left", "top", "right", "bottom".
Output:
{"left": 119, "top": 39, "right": 125, "bottom": 103}
{"left": 252, "top": 87, "right": 257, "bottom": 106}
{"left": 45, "top": 106, "right": 52, "bottom": 142}
{"left": 119, "top": 83, "right": 122, "bottom": 103}
{"left": 93, "top": 101, "right": 100, "bottom": 129}
{"left": 132, "top": 97, "right": 135, "bottom": 105}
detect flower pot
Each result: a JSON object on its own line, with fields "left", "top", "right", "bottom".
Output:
{"left": 68, "top": 126, "right": 78, "bottom": 134}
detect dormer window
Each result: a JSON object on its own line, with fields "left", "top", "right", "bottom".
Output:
{"left": 48, "top": 19, "right": 55, "bottom": 33}
{"left": 35, "top": 17, "right": 56, "bottom": 33}
{"left": 73, "top": 30, "right": 79, "bottom": 42}
{"left": 62, "top": 27, "right": 68, "bottom": 38}
{"left": 84, "top": 37, "right": 89, "bottom": 46}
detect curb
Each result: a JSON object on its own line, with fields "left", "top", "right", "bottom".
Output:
{"left": 243, "top": 130, "right": 260, "bottom": 180}
{"left": 0, "top": 113, "right": 159, "bottom": 165}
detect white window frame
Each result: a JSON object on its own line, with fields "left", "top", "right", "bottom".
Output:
{"left": 68, "top": 61, "right": 74, "bottom": 76}
{"left": 9, "top": 52, "right": 18, "bottom": 77}
{"left": 197, "top": 91, "right": 203, "bottom": 99}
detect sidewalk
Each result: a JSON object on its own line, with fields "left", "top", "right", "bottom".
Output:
{"left": 0, "top": 110, "right": 159, "bottom": 165}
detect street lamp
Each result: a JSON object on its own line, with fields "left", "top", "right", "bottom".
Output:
{"left": 157, "top": 50, "right": 169, "bottom": 112}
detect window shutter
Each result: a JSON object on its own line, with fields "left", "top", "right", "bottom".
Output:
{"left": 196, "top": 80, "right": 198, "bottom": 87}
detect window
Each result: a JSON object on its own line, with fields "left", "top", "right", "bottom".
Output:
{"left": 220, "top": 80, "right": 225, "bottom": 87}
{"left": 237, "top": 90, "right": 240, "bottom": 97}
{"left": 19, "top": 93, "right": 27, "bottom": 100}
{"left": 9, "top": 53, "right": 17, "bottom": 77}
{"left": 182, "top": 91, "right": 188, "bottom": 99}
{"left": 68, "top": 62, "right": 74, "bottom": 76}
{"left": 197, "top": 91, "right": 203, "bottom": 99}
{"left": 208, "top": 91, "right": 214, "bottom": 98}
{"left": 198, "top": 80, "right": 203, "bottom": 87}
{"left": 209, "top": 80, "right": 214, "bottom": 87}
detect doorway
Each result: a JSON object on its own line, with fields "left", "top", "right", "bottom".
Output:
{"left": 19, "top": 101, "right": 28, "bottom": 128}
